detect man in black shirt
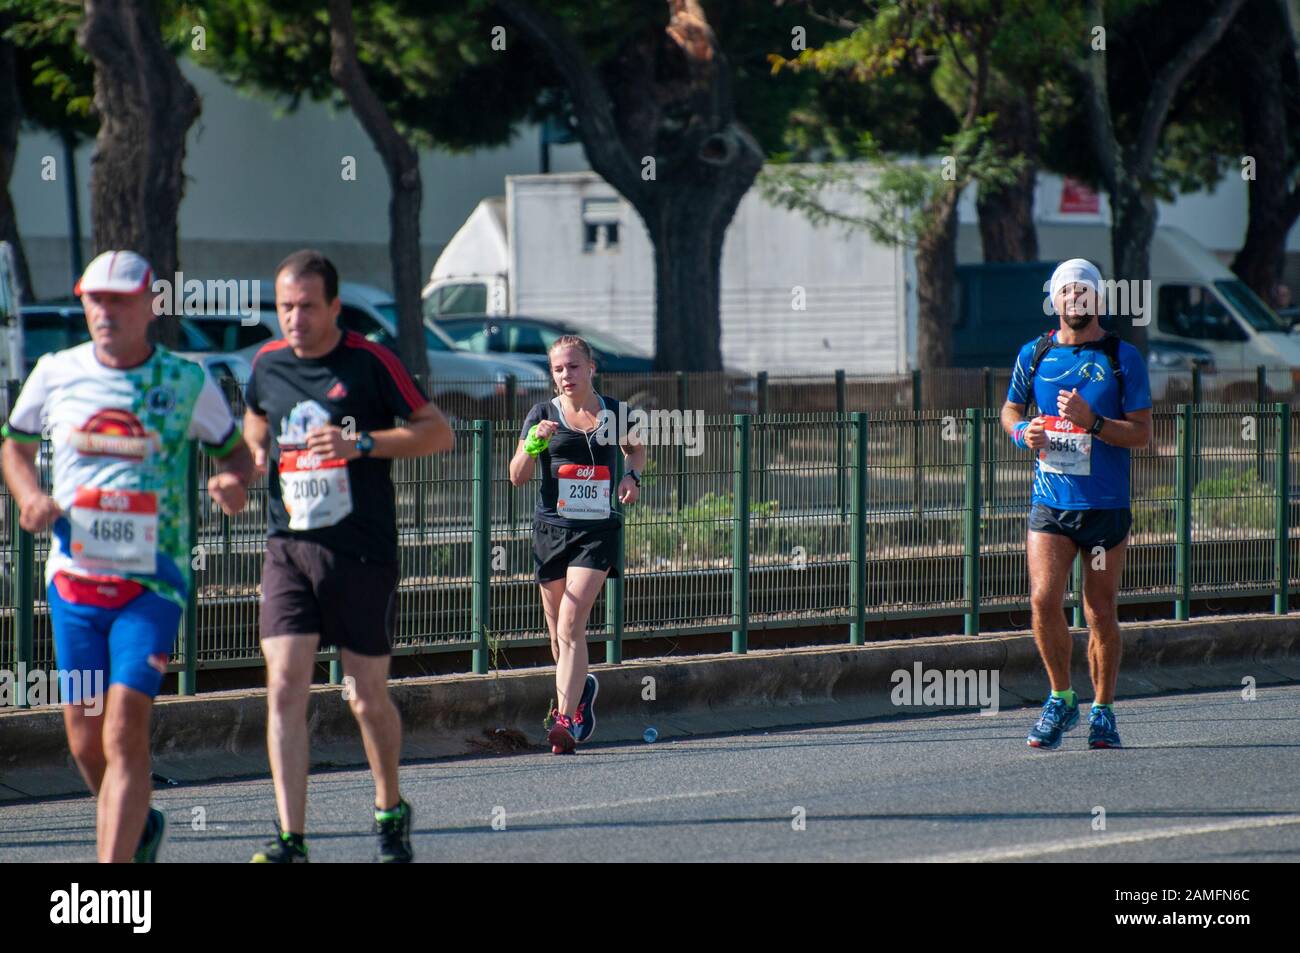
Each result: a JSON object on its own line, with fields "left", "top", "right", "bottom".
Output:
{"left": 243, "top": 250, "right": 453, "bottom": 863}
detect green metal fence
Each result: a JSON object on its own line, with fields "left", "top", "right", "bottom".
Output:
{"left": 2, "top": 400, "right": 1298, "bottom": 698}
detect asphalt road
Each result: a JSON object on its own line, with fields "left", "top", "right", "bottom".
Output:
{"left": 2, "top": 684, "right": 1298, "bottom": 863}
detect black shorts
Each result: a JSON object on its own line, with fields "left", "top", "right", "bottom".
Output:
{"left": 260, "top": 535, "right": 399, "bottom": 656}
{"left": 532, "top": 518, "right": 621, "bottom": 583}
{"left": 1029, "top": 503, "right": 1132, "bottom": 553}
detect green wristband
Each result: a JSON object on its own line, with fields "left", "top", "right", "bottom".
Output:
{"left": 524, "top": 424, "right": 550, "bottom": 457}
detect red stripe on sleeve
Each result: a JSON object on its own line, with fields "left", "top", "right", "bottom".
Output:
{"left": 344, "top": 332, "right": 427, "bottom": 411}
{"left": 251, "top": 338, "right": 293, "bottom": 369}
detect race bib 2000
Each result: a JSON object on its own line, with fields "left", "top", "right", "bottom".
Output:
{"left": 279, "top": 448, "right": 353, "bottom": 531}
{"left": 1038, "top": 416, "right": 1092, "bottom": 476}
{"left": 556, "top": 464, "right": 611, "bottom": 520}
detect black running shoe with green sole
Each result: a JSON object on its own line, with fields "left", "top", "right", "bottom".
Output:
{"left": 250, "top": 830, "right": 309, "bottom": 863}
{"left": 133, "top": 807, "right": 165, "bottom": 863}
{"left": 375, "top": 799, "right": 413, "bottom": 863}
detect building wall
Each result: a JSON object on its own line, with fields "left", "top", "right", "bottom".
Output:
{"left": 12, "top": 58, "right": 587, "bottom": 301}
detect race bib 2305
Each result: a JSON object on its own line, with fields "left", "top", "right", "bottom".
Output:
{"left": 556, "top": 464, "right": 611, "bottom": 520}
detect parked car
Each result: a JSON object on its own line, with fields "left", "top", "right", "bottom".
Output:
{"left": 19, "top": 300, "right": 226, "bottom": 372}
{"left": 1147, "top": 339, "right": 1214, "bottom": 403}
{"left": 431, "top": 314, "right": 655, "bottom": 373}
{"left": 180, "top": 282, "right": 550, "bottom": 416}
{"left": 430, "top": 312, "right": 758, "bottom": 413}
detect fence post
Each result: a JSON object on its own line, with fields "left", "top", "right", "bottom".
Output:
{"left": 180, "top": 443, "right": 199, "bottom": 695}
{"left": 504, "top": 373, "right": 517, "bottom": 421}
{"left": 1191, "top": 364, "right": 1202, "bottom": 487}
{"left": 1257, "top": 368, "right": 1268, "bottom": 484}
{"left": 732, "top": 415, "right": 750, "bottom": 654}
{"left": 912, "top": 369, "right": 923, "bottom": 517}
{"left": 1276, "top": 402, "right": 1291, "bottom": 615}
{"left": 964, "top": 408, "right": 982, "bottom": 636}
{"left": 7, "top": 379, "right": 33, "bottom": 705}
{"left": 676, "top": 372, "right": 688, "bottom": 507}
{"left": 835, "top": 369, "right": 847, "bottom": 520}
{"left": 1175, "top": 404, "right": 1193, "bottom": 621}
{"left": 605, "top": 451, "right": 625, "bottom": 664}
{"left": 755, "top": 372, "right": 769, "bottom": 507}
{"left": 472, "top": 420, "right": 492, "bottom": 674}
{"left": 850, "top": 413, "right": 868, "bottom": 645}
{"left": 14, "top": 513, "right": 33, "bottom": 708}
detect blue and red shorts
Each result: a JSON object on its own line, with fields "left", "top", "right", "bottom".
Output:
{"left": 46, "top": 572, "right": 181, "bottom": 702}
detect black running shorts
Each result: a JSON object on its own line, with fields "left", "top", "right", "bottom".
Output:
{"left": 532, "top": 518, "right": 621, "bottom": 583}
{"left": 260, "top": 535, "right": 399, "bottom": 656}
{"left": 1028, "top": 503, "right": 1132, "bottom": 553}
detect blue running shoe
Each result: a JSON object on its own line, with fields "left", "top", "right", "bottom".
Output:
{"left": 573, "top": 674, "right": 599, "bottom": 743}
{"left": 1088, "top": 706, "right": 1122, "bottom": 748}
{"left": 1026, "top": 696, "right": 1079, "bottom": 749}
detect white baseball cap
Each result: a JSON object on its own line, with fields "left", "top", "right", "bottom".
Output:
{"left": 74, "top": 250, "right": 154, "bottom": 296}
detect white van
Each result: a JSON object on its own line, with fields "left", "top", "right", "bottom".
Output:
{"left": 957, "top": 222, "right": 1299, "bottom": 399}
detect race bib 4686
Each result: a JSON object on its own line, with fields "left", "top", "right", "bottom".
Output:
{"left": 69, "top": 487, "right": 158, "bottom": 574}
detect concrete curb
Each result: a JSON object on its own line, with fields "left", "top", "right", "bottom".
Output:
{"left": 2, "top": 613, "right": 1298, "bottom": 800}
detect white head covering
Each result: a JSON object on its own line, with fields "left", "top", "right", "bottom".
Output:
{"left": 1050, "top": 258, "right": 1103, "bottom": 314}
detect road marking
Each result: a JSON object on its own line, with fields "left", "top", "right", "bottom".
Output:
{"left": 920, "top": 813, "right": 1300, "bottom": 862}
{"left": 495, "top": 788, "right": 747, "bottom": 821}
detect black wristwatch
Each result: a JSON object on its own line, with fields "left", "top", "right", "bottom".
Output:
{"left": 628, "top": 468, "right": 641, "bottom": 486}
{"left": 1088, "top": 416, "right": 1105, "bottom": 436}
{"left": 356, "top": 432, "right": 375, "bottom": 457}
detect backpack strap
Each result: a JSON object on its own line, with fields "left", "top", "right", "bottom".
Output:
{"left": 1100, "top": 331, "right": 1126, "bottom": 411}
{"left": 1024, "top": 330, "right": 1056, "bottom": 413}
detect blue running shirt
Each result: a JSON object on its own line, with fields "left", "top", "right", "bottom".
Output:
{"left": 1006, "top": 333, "right": 1152, "bottom": 510}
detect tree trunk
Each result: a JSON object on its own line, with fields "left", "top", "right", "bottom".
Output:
{"left": 79, "top": 0, "right": 199, "bottom": 346}
{"left": 1079, "top": 0, "right": 1247, "bottom": 355}
{"left": 976, "top": 90, "right": 1038, "bottom": 262}
{"left": 914, "top": 186, "right": 960, "bottom": 370}
{"left": 1230, "top": 35, "right": 1300, "bottom": 302}
{"left": 0, "top": 25, "right": 34, "bottom": 301}
{"left": 327, "top": 0, "right": 429, "bottom": 383}
{"left": 499, "top": 0, "right": 762, "bottom": 372}
{"left": 645, "top": 190, "right": 725, "bottom": 370}
{"left": 1107, "top": 169, "right": 1155, "bottom": 351}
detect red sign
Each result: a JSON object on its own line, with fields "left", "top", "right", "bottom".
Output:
{"left": 1059, "top": 177, "right": 1100, "bottom": 215}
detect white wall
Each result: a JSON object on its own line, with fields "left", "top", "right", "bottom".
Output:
{"left": 12, "top": 57, "right": 587, "bottom": 299}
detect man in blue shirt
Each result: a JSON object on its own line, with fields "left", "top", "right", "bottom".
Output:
{"left": 1002, "top": 259, "right": 1153, "bottom": 750}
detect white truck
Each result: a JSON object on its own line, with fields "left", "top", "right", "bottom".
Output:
{"left": 424, "top": 170, "right": 915, "bottom": 375}
{"left": 423, "top": 170, "right": 1296, "bottom": 391}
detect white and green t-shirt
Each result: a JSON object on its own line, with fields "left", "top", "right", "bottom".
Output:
{"left": 2, "top": 343, "right": 241, "bottom": 607}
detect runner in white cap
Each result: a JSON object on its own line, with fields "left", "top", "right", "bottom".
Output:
{"left": 1002, "top": 258, "right": 1152, "bottom": 750}
{"left": 1, "top": 250, "right": 253, "bottom": 861}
